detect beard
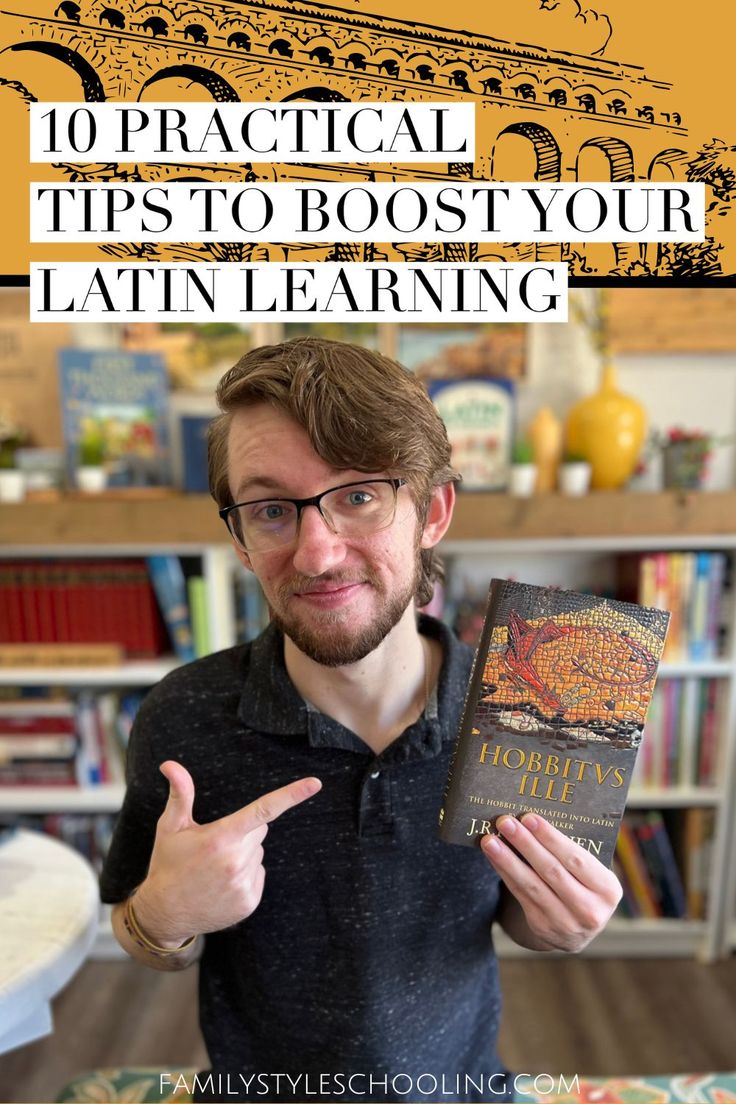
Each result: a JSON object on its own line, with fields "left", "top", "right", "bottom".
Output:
{"left": 268, "top": 552, "right": 421, "bottom": 668}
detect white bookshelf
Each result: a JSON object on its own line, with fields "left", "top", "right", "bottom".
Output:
{"left": 495, "top": 918, "right": 710, "bottom": 960}
{"left": 627, "top": 787, "right": 722, "bottom": 808}
{"left": 2, "top": 494, "right": 736, "bottom": 960}
{"left": 444, "top": 521, "right": 736, "bottom": 964}
{"left": 0, "top": 533, "right": 238, "bottom": 960}
{"left": 0, "top": 659, "right": 181, "bottom": 687}
{"left": 0, "top": 785, "right": 126, "bottom": 814}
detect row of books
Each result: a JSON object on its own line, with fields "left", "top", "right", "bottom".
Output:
{"left": 0, "top": 692, "right": 143, "bottom": 787}
{"left": 634, "top": 677, "right": 721, "bottom": 789}
{"left": 0, "top": 556, "right": 211, "bottom": 663}
{"left": 618, "top": 551, "right": 728, "bottom": 661}
{"left": 614, "top": 809, "right": 715, "bottom": 920}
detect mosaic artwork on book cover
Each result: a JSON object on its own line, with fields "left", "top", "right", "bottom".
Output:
{"left": 439, "top": 580, "right": 670, "bottom": 866}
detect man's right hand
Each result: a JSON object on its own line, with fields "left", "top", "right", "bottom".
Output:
{"left": 132, "top": 760, "right": 322, "bottom": 947}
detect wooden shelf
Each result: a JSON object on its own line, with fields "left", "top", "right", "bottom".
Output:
{"left": 4, "top": 490, "right": 736, "bottom": 547}
{"left": 448, "top": 489, "right": 736, "bottom": 543}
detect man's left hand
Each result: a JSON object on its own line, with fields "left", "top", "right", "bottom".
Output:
{"left": 481, "top": 813, "right": 623, "bottom": 953}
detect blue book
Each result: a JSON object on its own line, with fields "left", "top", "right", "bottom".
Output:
{"left": 180, "top": 414, "right": 213, "bottom": 493}
{"left": 58, "top": 349, "right": 170, "bottom": 488}
{"left": 147, "top": 556, "right": 195, "bottom": 663}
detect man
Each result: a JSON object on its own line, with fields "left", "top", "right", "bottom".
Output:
{"left": 100, "top": 337, "right": 621, "bottom": 1103}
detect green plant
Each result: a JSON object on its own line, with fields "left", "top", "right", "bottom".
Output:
{"left": 563, "top": 450, "right": 588, "bottom": 465}
{"left": 0, "top": 405, "right": 25, "bottom": 469}
{"left": 78, "top": 421, "right": 106, "bottom": 467}
{"left": 511, "top": 438, "right": 534, "bottom": 464}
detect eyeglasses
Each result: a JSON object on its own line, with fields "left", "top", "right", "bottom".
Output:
{"left": 219, "top": 478, "right": 407, "bottom": 553}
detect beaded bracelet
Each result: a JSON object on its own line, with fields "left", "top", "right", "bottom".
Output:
{"left": 123, "top": 894, "right": 197, "bottom": 957}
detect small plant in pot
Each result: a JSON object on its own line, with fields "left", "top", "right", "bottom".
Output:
{"left": 658, "top": 427, "right": 715, "bottom": 490}
{"left": 558, "top": 451, "right": 592, "bottom": 496}
{"left": 509, "top": 438, "right": 537, "bottom": 497}
{"left": 0, "top": 405, "right": 27, "bottom": 502}
{"left": 76, "top": 420, "right": 108, "bottom": 493}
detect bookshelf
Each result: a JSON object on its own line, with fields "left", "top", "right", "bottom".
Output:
{"left": 2, "top": 491, "right": 736, "bottom": 961}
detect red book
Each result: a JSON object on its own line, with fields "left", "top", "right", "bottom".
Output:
{"left": 0, "top": 715, "right": 76, "bottom": 735}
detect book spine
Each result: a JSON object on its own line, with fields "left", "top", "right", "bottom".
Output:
{"left": 689, "top": 552, "right": 710, "bottom": 660}
{"left": 697, "top": 679, "right": 719, "bottom": 786}
{"left": 682, "top": 807, "right": 708, "bottom": 919}
{"left": 615, "top": 820, "right": 661, "bottom": 918}
{"left": 188, "top": 576, "right": 211, "bottom": 658}
{"left": 705, "top": 552, "right": 726, "bottom": 660}
{"left": 147, "top": 555, "right": 195, "bottom": 662}
{"left": 645, "top": 810, "right": 688, "bottom": 918}
{"left": 438, "top": 580, "right": 506, "bottom": 843}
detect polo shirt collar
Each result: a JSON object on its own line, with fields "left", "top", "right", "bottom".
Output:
{"left": 237, "top": 614, "right": 468, "bottom": 753}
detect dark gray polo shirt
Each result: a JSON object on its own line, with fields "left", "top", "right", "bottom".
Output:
{"left": 100, "top": 614, "right": 511, "bottom": 1103}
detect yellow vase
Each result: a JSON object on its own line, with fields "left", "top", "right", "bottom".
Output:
{"left": 528, "top": 407, "right": 562, "bottom": 493}
{"left": 566, "top": 363, "right": 646, "bottom": 490}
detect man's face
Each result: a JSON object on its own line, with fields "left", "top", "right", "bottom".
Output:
{"left": 227, "top": 403, "right": 423, "bottom": 667}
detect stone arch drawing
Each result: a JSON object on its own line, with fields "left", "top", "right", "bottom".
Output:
{"left": 281, "top": 86, "right": 349, "bottom": 102}
{"left": 0, "top": 74, "right": 36, "bottom": 104}
{"left": 510, "top": 71, "right": 539, "bottom": 101}
{"left": 574, "top": 82, "right": 604, "bottom": 114}
{"left": 5, "top": 41, "right": 105, "bottom": 100}
{"left": 648, "top": 148, "right": 690, "bottom": 180}
{"left": 492, "top": 122, "right": 561, "bottom": 181}
{"left": 373, "top": 46, "right": 404, "bottom": 79}
{"left": 303, "top": 33, "right": 339, "bottom": 68}
{"left": 576, "top": 136, "right": 635, "bottom": 181}
{"left": 137, "top": 65, "right": 238, "bottom": 101}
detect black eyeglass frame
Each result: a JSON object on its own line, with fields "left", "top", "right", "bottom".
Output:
{"left": 218, "top": 477, "right": 408, "bottom": 549}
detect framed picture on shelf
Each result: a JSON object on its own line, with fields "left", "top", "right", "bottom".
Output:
{"left": 397, "top": 322, "right": 526, "bottom": 378}
{"left": 428, "top": 377, "right": 515, "bottom": 490}
{"left": 58, "top": 348, "right": 171, "bottom": 490}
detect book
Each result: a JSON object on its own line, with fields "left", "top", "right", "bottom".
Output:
{"left": 187, "top": 575, "right": 211, "bottom": 658}
{"left": 634, "top": 810, "right": 688, "bottom": 919}
{"left": 147, "top": 556, "right": 196, "bottom": 662}
{"left": 438, "top": 579, "right": 670, "bottom": 867}
{"left": 615, "top": 819, "right": 661, "bottom": 918}
{"left": 427, "top": 378, "right": 515, "bottom": 490}
{"left": 58, "top": 348, "right": 171, "bottom": 489}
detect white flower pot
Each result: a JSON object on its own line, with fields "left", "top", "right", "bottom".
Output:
{"left": 559, "top": 461, "right": 592, "bottom": 496}
{"left": 509, "top": 463, "right": 537, "bottom": 497}
{"left": 76, "top": 466, "right": 107, "bottom": 493}
{"left": 0, "top": 469, "right": 25, "bottom": 502}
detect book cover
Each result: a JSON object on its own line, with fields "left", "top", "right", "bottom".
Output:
{"left": 427, "top": 378, "right": 515, "bottom": 490}
{"left": 438, "top": 578, "right": 670, "bottom": 867}
{"left": 58, "top": 348, "right": 171, "bottom": 489}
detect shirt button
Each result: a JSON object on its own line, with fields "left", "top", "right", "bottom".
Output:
{"left": 370, "top": 770, "right": 380, "bottom": 779}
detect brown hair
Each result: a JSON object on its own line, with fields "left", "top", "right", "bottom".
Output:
{"left": 208, "top": 336, "right": 459, "bottom": 605}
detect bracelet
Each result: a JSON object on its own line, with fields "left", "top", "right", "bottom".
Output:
{"left": 123, "top": 894, "right": 197, "bottom": 957}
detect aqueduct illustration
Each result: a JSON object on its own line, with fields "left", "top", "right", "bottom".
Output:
{"left": 0, "top": 0, "right": 696, "bottom": 274}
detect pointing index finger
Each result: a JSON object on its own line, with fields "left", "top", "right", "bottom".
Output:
{"left": 223, "top": 776, "right": 322, "bottom": 835}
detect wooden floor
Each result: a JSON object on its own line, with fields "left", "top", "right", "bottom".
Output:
{"left": 1, "top": 956, "right": 735, "bottom": 1103}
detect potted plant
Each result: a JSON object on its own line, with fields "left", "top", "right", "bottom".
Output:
{"left": 659, "top": 427, "right": 714, "bottom": 490}
{"left": 0, "top": 405, "right": 26, "bottom": 502}
{"left": 558, "top": 451, "right": 592, "bottom": 496}
{"left": 76, "top": 419, "right": 107, "bottom": 493}
{"left": 508, "top": 438, "right": 537, "bottom": 497}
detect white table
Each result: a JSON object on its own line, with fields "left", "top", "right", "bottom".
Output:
{"left": 0, "top": 828, "right": 99, "bottom": 1054}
